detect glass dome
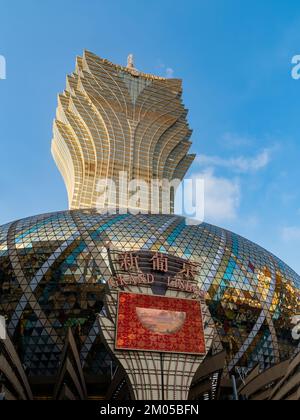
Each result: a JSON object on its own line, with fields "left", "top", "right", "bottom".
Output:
{"left": 0, "top": 210, "right": 299, "bottom": 377}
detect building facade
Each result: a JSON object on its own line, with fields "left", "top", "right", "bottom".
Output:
{"left": 52, "top": 51, "right": 195, "bottom": 213}
{"left": 0, "top": 52, "right": 300, "bottom": 400}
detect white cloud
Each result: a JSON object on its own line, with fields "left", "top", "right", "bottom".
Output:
{"left": 196, "top": 149, "right": 271, "bottom": 173}
{"left": 156, "top": 61, "right": 175, "bottom": 78}
{"left": 281, "top": 226, "right": 300, "bottom": 242}
{"left": 187, "top": 170, "right": 240, "bottom": 223}
{"left": 165, "top": 68, "right": 174, "bottom": 78}
{"left": 221, "top": 132, "right": 254, "bottom": 148}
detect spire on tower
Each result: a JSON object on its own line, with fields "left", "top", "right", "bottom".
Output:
{"left": 127, "top": 54, "right": 135, "bottom": 69}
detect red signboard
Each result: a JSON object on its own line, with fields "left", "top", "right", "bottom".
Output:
{"left": 116, "top": 292, "right": 206, "bottom": 355}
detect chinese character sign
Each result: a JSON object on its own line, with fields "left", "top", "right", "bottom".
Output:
{"left": 118, "top": 252, "right": 140, "bottom": 272}
{"left": 179, "top": 261, "right": 200, "bottom": 280}
{"left": 151, "top": 253, "right": 169, "bottom": 273}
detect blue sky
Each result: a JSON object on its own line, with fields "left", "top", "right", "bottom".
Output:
{"left": 1, "top": 0, "right": 300, "bottom": 272}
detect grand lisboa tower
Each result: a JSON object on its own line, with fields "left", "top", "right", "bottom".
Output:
{"left": 0, "top": 51, "right": 300, "bottom": 401}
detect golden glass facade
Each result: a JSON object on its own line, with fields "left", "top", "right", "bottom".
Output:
{"left": 51, "top": 51, "right": 195, "bottom": 212}
{"left": 1, "top": 51, "right": 300, "bottom": 400}
{"left": 0, "top": 211, "right": 299, "bottom": 399}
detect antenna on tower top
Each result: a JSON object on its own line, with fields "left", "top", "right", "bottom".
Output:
{"left": 127, "top": 54, "right": 135, "bottom": 69}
